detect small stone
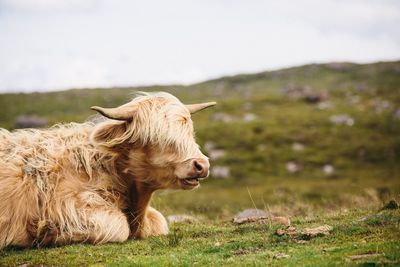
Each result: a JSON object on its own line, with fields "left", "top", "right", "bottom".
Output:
{"left": 243, "top": 113, "right": 257, "bottom": 122}
{"left": 371, "top": 99, "right": 391, "bottom": 114}
{"left": 167, "top": 214, "right": 199, "bottom": 224}
{"left": 292, "top": 143, "right": 305, "bottom": 151}
{"left": 347, "top": 253, "right": 383, "bottom": 261}
{"left": 273, "top": 252, "right": 290, "bottom": 259}
{"left": 322, "top": 164, "right": 334, "bottom": 175}
{"left": 286, "top": 162, "right": 300, "bottom": 173}
{"left": 211, "top": 166, "right": 230, "bottom": 178}
{"left": 275, "top": 226, "right": 297, "bottom": 236}
{"left": 208, "top": 149, "right": 226, "bottom": 161}
{"left": 317, "top": 101, "right": 333, "bottom": 110}
{"left": 233, "top": 209, "right": 269, "bottom": 224}
{"left": 211, "top": 112, "right": 234, "bottom": 123}
{"left": 394, "top": 109, "right": 400, "bottom": 120}
{"left": 302, "top": 225, "right": 332, "bottom": 238}
{"left": 304, "top": 91, "right": 329, "bottom": 104}
{"left": 276, "top": 228, "right": 286, "bottom": 236}
{"left": 330, "top": 114, "right": 354, "bottom": 126}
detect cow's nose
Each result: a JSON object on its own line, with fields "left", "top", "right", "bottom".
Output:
{"left": 192, "top": 159, "right": 209, "bottom": 178}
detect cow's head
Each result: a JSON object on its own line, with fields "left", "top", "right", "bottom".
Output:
{"left": 90, "top": 92, "right": 216, "bottom": 190}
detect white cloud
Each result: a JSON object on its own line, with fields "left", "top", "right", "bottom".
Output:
{"left": 0, "top": 0, "right": 100, "bottom": 13}
{"left": 0, "top": 0, "right": 399, "bottom": 92}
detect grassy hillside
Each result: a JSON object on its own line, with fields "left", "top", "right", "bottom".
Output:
{"left": 0, "top": 61, "right": 400, "bottom": 266}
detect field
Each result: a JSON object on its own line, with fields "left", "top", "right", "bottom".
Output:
{"left": 0, "top": 61, "right": 400, "bottom": 266}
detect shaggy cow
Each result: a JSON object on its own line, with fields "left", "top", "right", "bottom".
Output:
{"left": 0, "top": 92, "right": 216, "bottom": 249}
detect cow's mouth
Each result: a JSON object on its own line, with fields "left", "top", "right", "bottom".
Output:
{"left": 180, "top": 177, "right": 200, "bottom": 188}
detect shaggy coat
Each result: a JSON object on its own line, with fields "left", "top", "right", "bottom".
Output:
{"left": 0, "top": 92, "right": 215, "bottom": 249}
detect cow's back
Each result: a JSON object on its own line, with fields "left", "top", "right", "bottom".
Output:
{"left": 0, "top": 124, "right": 106, "bottom": 248}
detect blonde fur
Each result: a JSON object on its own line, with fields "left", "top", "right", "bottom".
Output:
{"left": 0, "top": 92, "right": 210, "bottom": 249}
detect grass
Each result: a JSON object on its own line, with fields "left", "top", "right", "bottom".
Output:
{"left": 1, "top": 209, "right": 399, "bottom": 266}
{"left": 0, "top": 61, "right": 399, "bottom": 266}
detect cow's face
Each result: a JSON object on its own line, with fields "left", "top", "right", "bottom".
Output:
{"left": 91, "top": 92, "right": 216, "bottom": 190}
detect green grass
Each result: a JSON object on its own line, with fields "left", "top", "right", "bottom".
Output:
{"left": 1, "top": 209, "right": 399, "bottom": 266}
{"left": 0, "top": 61, "right": 399, "bottom": 266}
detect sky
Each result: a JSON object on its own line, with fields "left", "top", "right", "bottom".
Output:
{"left": 0, "top": 0, "right": 399, "bottom": 92}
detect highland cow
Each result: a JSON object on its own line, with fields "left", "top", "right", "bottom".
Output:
{"left": 0, "top": 92, "right": 216, "bottom": 249}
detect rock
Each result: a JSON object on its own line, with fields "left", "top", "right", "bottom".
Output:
{"left": 394, "top": 109, "right": 400, "bottom": 120}
{"left": 273, "top": 252, "right": 290, "bottom": 259}
{"left": 304, "top": 91, "right": 329, "bottom": 104}
{"left": 276, "top": 226, "right": 297, "bottom": 237}
{"left": 208, "top": 149, "right": 226, "bottom": 161}
{"left": 167, "top": 214, "right": 199, "bottom": 224}
{"left": 233, "top": 209, "right": 291, "bottom": 226}
{"left": 292, "top": 143, "right": 305, "bottom": 151}
{"left": 302, "top": 225, "right": 332, "bottom": 238}
{"left": 329, "top": 114, "right": 354, "bottom": 126}
{"left": 233, "top": 209, "right": 269, "bottom": 224}
{"left": 282, "top": 83, "right": 329, "bottom": 104}
{"left": 381, "top": 199, "right": 399, "bottom": 210}
{"left": 211, "top": 112, "right": 234, "bottom": 123}
{"left": 211, "top": 166, "right": 230, "bottom": 178}
{"left": 286, "top": 162, "right": 300, "bottom": 173}
{"left": 276, "top": 225, "right": 332, "bottom": 239}
{"left": 317, "top": 101, "right": 333, "bottom": 110}
{"left": 347, "top": 253, "right": 383, "bottom": 261}
{"left": 15, "top": 115, "right": 48, "bottom": 129}
{"left": 370, "top": 99, "right": 391, "bottom": 114}
{"left": 282, "top": 84, "right": 312, "bottom": 101}
{"left": 322, "top": 164, "right": 334, "bottom": 175}
{"left": 243, "top": 113, "right": 257, "bottom": 122}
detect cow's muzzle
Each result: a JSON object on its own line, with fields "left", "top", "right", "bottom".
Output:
{"left": 178, "top": 158, "right": 210, "bottom": 189}
{"left": 189, "top": 158, "right": 209, "bottom": 179}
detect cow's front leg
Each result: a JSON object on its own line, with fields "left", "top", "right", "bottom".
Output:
{"left": 132, "top": 206, "right": 169, "bottom": 239}
{"left": 141, "top": 206, "right": 169, "bottom": 238}
{"left": 27, "top": 207, "right": 130, "bottom": 247}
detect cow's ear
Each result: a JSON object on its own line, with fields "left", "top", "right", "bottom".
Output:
{"left": 91, "top": 121, "right": 128, "bottom": 148}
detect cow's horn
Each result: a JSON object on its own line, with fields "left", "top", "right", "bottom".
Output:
{"left": 186, "top": 102, "right": 217, "bottom": 114}
{"left": 91, "top": 105, "right": 133, "bottom": 121}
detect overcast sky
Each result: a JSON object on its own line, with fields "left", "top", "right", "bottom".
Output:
{"left": 0, "top": 0, "right": 399, "bottom": 92}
